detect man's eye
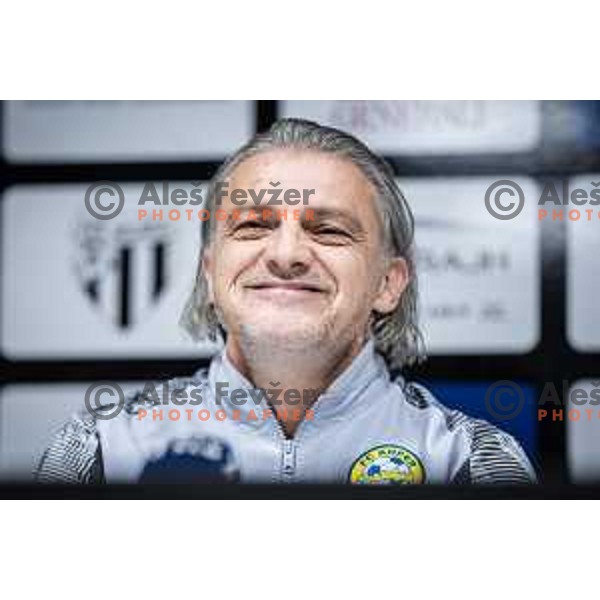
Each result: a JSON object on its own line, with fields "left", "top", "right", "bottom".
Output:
{"left": 232, "top": 221, "right": 270, "bottom": 238}
{"left": 314, "top": 226, "right": 352, "bottom": 239}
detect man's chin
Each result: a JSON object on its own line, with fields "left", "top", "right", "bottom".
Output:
{"left": 239, "top": 320, "right": 332, "bottom": 352}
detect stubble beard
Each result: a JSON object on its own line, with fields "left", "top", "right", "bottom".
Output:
{"left": 237, "top": 313, "right": 358, "bottom": 381}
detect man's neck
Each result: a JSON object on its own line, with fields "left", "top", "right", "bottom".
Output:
{"left": 225, "top": 337, "right": 365, "bottom": 437}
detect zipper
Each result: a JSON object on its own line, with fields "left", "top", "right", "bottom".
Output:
{"left": 270, "top": 387, "right": 347, "bottom": 482}
{"left": 270, "top": 393, "right": 329, "bottom": 482}
{"left": 281, "top": 439, "right": 297, "bottom": 481}
{"left": 270, "top": 414, "right": 299, "bottom": 482}
{"left": 270, "top": 410, "right": 305, "bottom": 482}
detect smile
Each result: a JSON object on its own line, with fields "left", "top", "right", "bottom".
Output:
{"left": 245, "top": 283, "right": 326, "bottom": 300}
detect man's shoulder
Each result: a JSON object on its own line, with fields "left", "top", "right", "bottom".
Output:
{"left": 35, "top": 367, "right": 211, "bottom": 483}
{"left": 36, "top": 409, "right": 103, "bottom": 483}
{"left": 393, "top": 378, "right": 477, "bottom": 434}
{"left": 395, "top": 379, "right": 537, "bottom": 484}
{"left": 119, "top": 368, "right": 211, "bottom": 418}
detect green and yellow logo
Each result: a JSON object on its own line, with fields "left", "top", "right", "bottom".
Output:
{"left": 349, "top": 444, "right": 425, "bottom": 485}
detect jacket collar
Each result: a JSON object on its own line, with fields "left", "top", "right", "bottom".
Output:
{"left": 202, "top": 338, "right": 389, "bottom": 424}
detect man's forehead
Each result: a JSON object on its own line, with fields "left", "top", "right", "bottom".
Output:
{"left": 227, "top": 149, "right": 375, "bottom": 195}
{"left": 209, "top": 149, "right": 384, "bottom": 236}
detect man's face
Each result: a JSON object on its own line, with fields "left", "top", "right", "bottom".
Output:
{"left": 203, "top": 149, "right": 408, "bottom": 361}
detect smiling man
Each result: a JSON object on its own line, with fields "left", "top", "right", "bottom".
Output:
{"left": 37, "top": 118, "right": 536, "bottom": 485}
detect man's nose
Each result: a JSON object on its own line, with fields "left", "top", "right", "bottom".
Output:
{"left": 262, "top": 223, "right": 312, "bottom": 278}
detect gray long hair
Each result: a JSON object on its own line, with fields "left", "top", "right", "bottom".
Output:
{"left": 180, "top": 118, "right": 424, "bottom": 369}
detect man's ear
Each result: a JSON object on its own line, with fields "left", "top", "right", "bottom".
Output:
{"left": 372, "top": 257, "right": 410, "bottom": 314}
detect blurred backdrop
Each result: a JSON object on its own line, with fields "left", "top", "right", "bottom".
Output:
{"left": 1, "top": 100, "right": 599, "bottom": 485}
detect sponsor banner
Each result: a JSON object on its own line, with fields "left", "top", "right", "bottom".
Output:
{"left": 402, "top": 176, "right": 540, "bottom": 354}
{"left": 1, "top": 183, "right": 213, "bottom": 359}
{"left": 567, "top": 379, "right": 600, "bottom": 482}
{"left": 567, "top": 175, "right": 600, "bottom": 350}
{"left": 281, "top": 101, "right": 541, "bottom": 154}
{"left": 3, "top": 100, "right": 254, "bottom": 162}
